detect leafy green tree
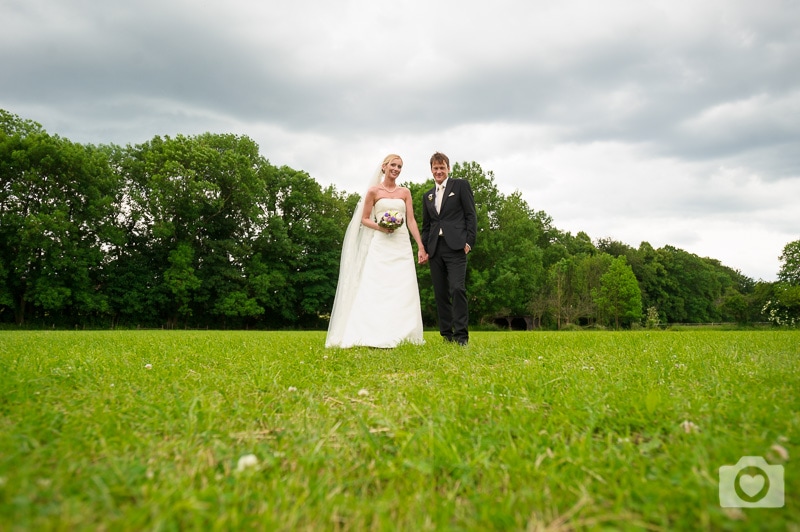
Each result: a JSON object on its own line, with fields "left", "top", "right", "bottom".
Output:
{"left": 110, "top": 135, "right": 204, "bottom": 325}
{"left": 0, "top": 110, "right": 118, "bottom": 325}
{"left": 574, "top": 253, "right": 613, "bottom": 325}
{"left": 627, "top": 242, "right": 753, "bottom": 324}
{"left": 539, "top": 253, "right": 611, "bottom": 328}
{"left": 523, "top": 212, "right": 585, "bottom": 271}
{"left": 714, "top": 265, "right": 755, "bottom": 323}
{"left": 596, "top": 237, "right": 636, "bottom": 260}
{"left": 746, "top": 281, "right": 776, "bottom": 323}
{"left": 164, "top": 243, "right": 201, "bottom": 326}
{"left": 653, "top": 246, "right": 728, "bottom": 323}
{"left": 762, "top": 242, "right": 800, "bottom": 326}
{"left": 543, "top": 257, "right": 572, "bottom": 329}
{"left": 109, "top": 133, "right": 276, "bottom": 327}
{"left": 447, "top": 162, "right": 547, "bottom": 322}
{"left": 762, "top": 285, "right": 800, "bottom": 327}
{"left": 250, "top": 214, "right": 295, "bottom": 324}
{"left": 719, "top": 288, "right": 748, "bottom": 323}
{"left": 777, "top": 240, "right": 800, "bottom": 285}
{"left": 566, "top": 231, "right": 597, "bottom": 257}
{"left": 778, "top": 285, "right": 800, "bottom": 325}
{"left": 472, "top": 192, "right": 545, "bottom": 318}
{"left": 2, "top": 108, "right": 774, "bottom": 330}
{"left": 258, "top": 165, "right": 352, "bottom": 326}
{"left": 593, "top": 256, "right": 643, "bottom": 328}
{"left": 645, "top": 306, "right": 661, "bottom": 329}
{"left": 182, "top": 133, "right": 271, "bottom": 326}
{"left": 630, "top": 242, "right": 669, "bottom": 322}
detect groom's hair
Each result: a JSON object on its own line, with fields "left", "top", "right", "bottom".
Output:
{"left": 430, "top": 152, "right": 450, "bottom": 169}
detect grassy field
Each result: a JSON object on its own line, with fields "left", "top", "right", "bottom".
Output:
{"left": 0, "top": 330, "right": 797, "bottom": 531}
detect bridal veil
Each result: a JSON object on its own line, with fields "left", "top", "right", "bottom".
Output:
{"left": 325, "top": 165, "right": 383, "bottom": 347}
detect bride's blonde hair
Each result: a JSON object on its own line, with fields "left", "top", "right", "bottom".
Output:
{"left": 381, "top": 154, "right": 402, "bottom": 174}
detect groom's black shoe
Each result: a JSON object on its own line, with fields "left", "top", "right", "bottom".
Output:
{"left": 454, "top": 336, "right": 468, "bottom": 346}
{"left": 443, "top": 336, "right": 467, "bottom": 346}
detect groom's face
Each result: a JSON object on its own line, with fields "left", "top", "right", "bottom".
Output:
{"left": 431, "top": 162, "right": 449, "bottom": 185}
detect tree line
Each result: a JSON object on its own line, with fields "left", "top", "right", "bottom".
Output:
{"left": 1, "top": 109, "right": 798, "bottom": 329}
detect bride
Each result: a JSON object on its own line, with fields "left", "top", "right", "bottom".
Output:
{"left": 326, "top": 154, "right": 428, "bottom": 348}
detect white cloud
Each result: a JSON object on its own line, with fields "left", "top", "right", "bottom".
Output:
{"left": 2, "top": 0, "right": 799, "bottom": 282}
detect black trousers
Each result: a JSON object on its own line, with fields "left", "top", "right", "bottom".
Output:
{"left": 429, "top": 239, "right": 469, "bottom": 343}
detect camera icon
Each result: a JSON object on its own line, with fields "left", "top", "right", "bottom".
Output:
{"left": 719, "top": 456, "right": 784, "bottom": 508}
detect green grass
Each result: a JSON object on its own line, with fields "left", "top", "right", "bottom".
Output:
{"left": 0, "top": 330, "right": 797, "bottom": 530}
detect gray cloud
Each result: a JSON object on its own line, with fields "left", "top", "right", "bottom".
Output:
{"left": 2, "top": 0, "right": 798, "bottom": 280}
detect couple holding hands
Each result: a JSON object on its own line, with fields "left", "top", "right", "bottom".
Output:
{"left": 326, "top": 152, "right": 477, "bottom": 349}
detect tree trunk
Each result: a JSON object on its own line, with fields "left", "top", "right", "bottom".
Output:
{"left": 15, "top": 293, "right": 26, "bottom": 325}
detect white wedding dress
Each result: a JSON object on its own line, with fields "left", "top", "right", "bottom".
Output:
{"left": 328, "top": 198, "right": 424, "bottom": 348}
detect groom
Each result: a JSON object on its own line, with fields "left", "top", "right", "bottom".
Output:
{"left": 421, "top": 152, "right": 477, "bottom": 346}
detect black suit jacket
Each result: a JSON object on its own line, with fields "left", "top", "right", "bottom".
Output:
{"left": 421, "top": 178, "right": 477, "bottom": 258}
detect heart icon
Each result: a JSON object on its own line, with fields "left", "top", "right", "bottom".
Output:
{"left": 739, "top": 474, "right": 765, "bottom": 497}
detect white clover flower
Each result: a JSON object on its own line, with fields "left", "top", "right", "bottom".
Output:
{"left": 771, "top": 443, "right": 789, "bottom": 461}
{"left": 287, "top": 386, "right": 297, "bottom": 392}
{"left": 680, "top": 420, "right": 699, "bottom": 433}
{"left": 358, "top": 389, "right": 369, "bottom": 397}
{"left": 145, "top": 364, "right": 152, "bottom": 370}
{"left": 236, "top": 454, "right": 259, "bottom": 471}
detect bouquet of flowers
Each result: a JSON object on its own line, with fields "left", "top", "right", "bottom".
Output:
{"left": 377, "top": 210, "right": 404, "bottom": 231}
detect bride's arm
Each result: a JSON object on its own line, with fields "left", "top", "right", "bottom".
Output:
{"left": 361, "top": 188, "right": 389, "bottom": 233}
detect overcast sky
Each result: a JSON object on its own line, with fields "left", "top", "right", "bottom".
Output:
{"left": 2, "top": 0, "right": 799, "bottom": 281}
